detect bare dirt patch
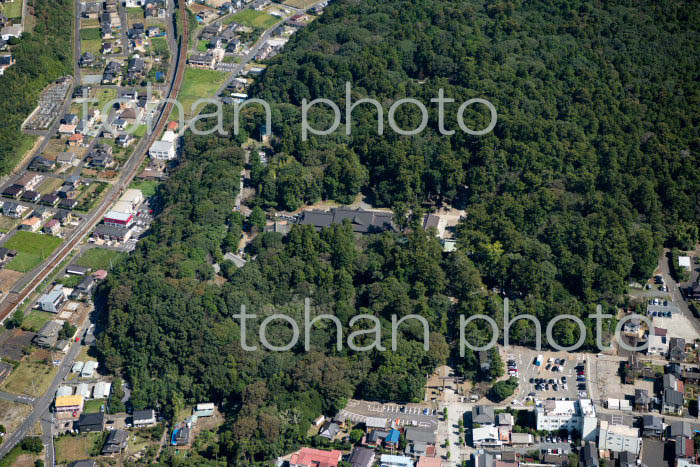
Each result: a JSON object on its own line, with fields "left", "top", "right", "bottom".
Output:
{"left": 0, "top": 399, "right": 32, "bottom": 433}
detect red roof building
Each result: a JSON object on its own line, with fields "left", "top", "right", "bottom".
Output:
{"left": 289, "top": 448, "right": 342, "bottom": 467}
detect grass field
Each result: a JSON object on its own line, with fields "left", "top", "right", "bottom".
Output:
{"left": 81, "top": 38, "right": 102, "bottom": 55}
{"left": 94, "top": 88, "right": 118, "bottom": 115}
{"left": 129, "top": 179, "right": 159, "bottom": 197}
{"left": 127, "top": 7, "right": 145, "bottom": 25}
{"left": 0, "top": 216, "right": 20, "bottom": 234}
{"left": 175, "top": 67, "right": 228, "bottom": 118}
{"left": 75, "top": 247, "right": 126, "bottom": 270}
{"left": 5, "top": 232, "right": 63, "bottom": 273}
{"left": 1, "top": 361, "right": 57, "bottom": 396}
{"left": 79, "top": 27, "right": 101, "bottom": 40}
{"left": 0, "top": 400, "right": 32, "bottom": 434}
{"left": 21, "top": 310, "right": 54, "bottom": 332}
{"left": 284, "top": 0, "right": 315, "bottom": 7}
{"left": 196, "top": 39, "right": 209, "bottom": 52}
{"left": 81, "top": 17, "right": 99, "bottom": 28}
{"left": 227, "top": 9, "right": 278, "bottom": 28}
{"left": 150, "top": 36, "right": 169, "bottom": 55}
{"left": 55, "top": 433, "right": 103, "bottom": 464}
{"left": 1, "top": 0, "right": 22, "bottom": 19}
{"left": 83, "top": 399, "right": 104, "bottom": 413}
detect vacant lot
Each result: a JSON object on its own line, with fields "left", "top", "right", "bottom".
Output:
{"left": 76, "top": 247, "right": 126, "bottom": 271}
{"left": 81, "top": 37, "right": 102, "bottom": 55}
{"left": 4, "top": 231, "right": 63, "bottom": 272}
{"left": 79, "top": 27, "right": 101, "bottom": 40}
{"left": 175, "top": 67, "right": 228, "bottom": 118}
{"left": 129, "top": 180, "right": 159, "bottom": 197}
{"left": 1, "top": 360, "right": 57, "bottom": 396}
{"left": 228, "top": 9, "right": 278, "bottom": 28}
{"left": 21, "top": 310, "right": 54, "bottom": 333}
{"left": 1, "top": 0, "right": 22, "bottom": 19}
{"left": 0, "top": 269, "right": 23, "bottom": 295}
{"left": 0, "top": 216, "right": 20, "bottom": 233}
{"left": 0, "top": 400, "right": 32, "bottom": 434}
{"left": 284, "top": 0, "right": 314, "bottom": 7}
{"left": 55, "top": 433, "right": 103, "bottom": 464}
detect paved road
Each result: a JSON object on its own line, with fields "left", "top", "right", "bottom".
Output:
{"left": 0, "top": 341, "right": 81, "bottom": 458}
{"left": 214, "top": 1, "right": 327, "bottom": 97}
{"left": 658, "top": 248, "right": 700, "bottom": 334}
{"left": 0, "top": 390, "right": 34, "bottom": 405}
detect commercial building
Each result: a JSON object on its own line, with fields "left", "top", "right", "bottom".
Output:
{"left": 103, "top": 210, "right": 134, "bottom": 228}
{"left": 535, "top": 399, "right": 597, "bottom": 441}
{"left": 55, "top": 395, "right": 84, "bottom": 418}
{"left": 598, "top": 420, "right": 641, "bottom": 455}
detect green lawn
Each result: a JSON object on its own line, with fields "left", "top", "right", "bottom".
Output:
{"left": 81, "top": 38, "right": 102, "bottom": 55}
{"left": 79, "top": 27, "right": 101, "bottom": 40}
{"left": 127, "top": 7, "right": 145, "bottom": 24}
{"left": 4, "top": 232, "right": 63, "bottom": 272}
{"left": 21, "top": 310, "right": 54, "bottom": 333}
{"left": 227, "top": 9, "right": 278, "bottom": 28}
{"left": 84, "top": 399, "right": 105, "bottom": 413}
{"left": 196, "top": 39, "right": 209, "bottom": 52}
{"left": 75, "top": 247, "right": 126, "bottom": 270}
{"left": 1, "top": 0, "right": 22, "bottom": 19}
{"left": 151, "top": 36, "right": 169, "bottom": 55}
{"left": 175, "top": 67, "right": 228, "bottom": 118}
{"left": 129, "top": 180, "right": 160, "bottom": 197}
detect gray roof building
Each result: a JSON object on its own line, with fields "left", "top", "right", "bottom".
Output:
{"left": 297, "top": 207, "right": 395, "bottom": 234}
{"left": 472, "top": 405, "right": 495, "bottom": 426}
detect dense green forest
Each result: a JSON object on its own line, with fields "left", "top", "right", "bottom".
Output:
{"left": 0, "top": 0, "right": 73, "bottom": 173}
{"left": 96, "top": 0, "right": 699, "bottom": 464}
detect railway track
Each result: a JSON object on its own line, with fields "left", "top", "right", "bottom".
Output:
{"left": 0, "top": 0, "right": 188, "bottom": 325}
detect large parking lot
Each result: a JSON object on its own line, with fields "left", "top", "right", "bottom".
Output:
{"left": 507, "top": 347, "right": 590, "bottom": 404}
{"left": 337, "top": 399, "right": 439, "bottom": 431}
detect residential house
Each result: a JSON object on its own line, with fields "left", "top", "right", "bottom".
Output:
{"left": 40, "top": 194, "right": 60, "bottom": 206}
{"left": 29, "top": 155, "right": 55, "bottom": 172}
{"left": 0, "top": 24, "right": 22, "bottom": 41}
{"left": 58, "top": 198, "right": 78, "bottom": 210}
{"left": 364, "top": 429, "right": 388, "bottom": 448}
{"left": 2, "top": 201, "right": 27, "bottom": 218}
{"left": 20, "top": 190, "right": 40, "bottom": 203}
{"left": 19, "top": 216, "right": 41, "bottom": 232}
{"left": 647, "top": 328, "right": 669, "bottom": 356}
{"left": 472, "top": 426, "right": 500, "bottom": 447}
{"left": 78, "top": 413, "right": 105, "bottom": 433}
{"left": 79, "top": 52, "right": 95, "bottom": 67}
{"left": 634, "top": 389, "right": 651, "bottom": 412}
{"left": 2, "top": 184, "right": 23, "bottom": 198}
{"left": 384, "top": 428, "right": 400, "bottom": 448}
{"left": 318, "top": 420, "right": 340, "bottom": 440}
{"left": 379, "top": 455, "right": 414, "bottom": 467}
{"left": 133, "top": 409, "right": 157, "bottom": 427}
{"left": 668, "top": 421, "right": 691, "bottom": 439}
{"left": 56, "top": 152, "right": 77, "bottom": 165}
{"left": 116, "top": 133, "right": 133, "bottom": 147}
{"left": 348, "top": 447, "right": 375, "bottom": 467}
{"left": 102, "top": 429, "right": 128, "bottom": 455}
{"left": 17, "top": 172, "right": 43, "bottom": 190}
{"left": 663, "top": 388, "right": 684, "bottom": 415}
{"left": 297, "top": 207, "right": 395, "bottom": 234}
{"left": 580, "top": 443, "right": 599, "bottom": 467}
{"left": 675, "top": 436, "right": 695, "bottom": 461}
{"left": 669, "top": 338, "right": 687, "bottom": 362}
{"left": 34, "top": 320, "right": 63, "bottom": 348}
{"left": 472, "top": 405, "right": 495, "bottom": 426}
{"left": 43, "top": 219, "right": 61, "bottom": 235}
{"left": 0, "top": 53, "right": 14, "bottom": 75}
{"left": 149, "top": 140, "right": 175, "bottom": 160}
{"left": 38, "top": 284, "right": 66, "bottom": 313}
{"left": 642, "top": 415, "right": 663, "bottom": 438}
{"left": 92, "top": 224, "right": 132, "bottom": 242}
{"left": 188, "top": 52, "right": 216, "bottom": 69}
{"left": 68, "top": 133, "right": 84, "bottom": 146}
{"left": 289, "top": 448, "right": 342, "bottom": 467}
{"left": 54, "top": 209, "right": 72, "bottom": 225}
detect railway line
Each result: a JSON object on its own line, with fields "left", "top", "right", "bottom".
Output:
{"left": 0, "top": 0, "right": 189, "bottom": 326}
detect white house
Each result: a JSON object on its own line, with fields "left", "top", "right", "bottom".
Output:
{"left": 647, "top": 328, "right": 669, "bottom": 356}
{"left": 149, "top": 140, "right": 175, "bottom": 160}
{"left": 679, "top": 256, "right": 691, "bottom": 270}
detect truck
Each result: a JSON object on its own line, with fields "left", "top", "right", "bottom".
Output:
{"left": 534, "top": 355, "right": 544, "bottom": 366}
